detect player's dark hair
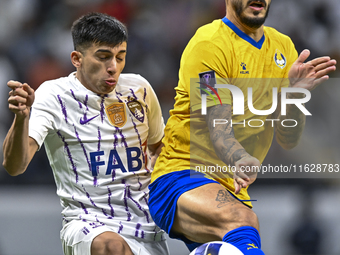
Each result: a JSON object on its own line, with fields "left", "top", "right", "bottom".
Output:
{"left": 71, "top": 12, "right": 128, "bottom": 52}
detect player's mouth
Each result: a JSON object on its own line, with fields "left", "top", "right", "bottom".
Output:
{"left": 105, "top": 79, "right": 117, "bottom": 87}
{"left": 248, "top": 0, "right": 266, "bottom": 11}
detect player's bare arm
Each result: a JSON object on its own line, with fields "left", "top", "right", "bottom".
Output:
{"left": 274, "top": 49, "right": 337, "bottom": 150}
{"left": 273, "top": 93, "right": 306, "bottom": 150}
{"left": 2, "top": 80, "right": 38, "bottom": 176}
{"left": 206, "top": 104, "right": 260, "bottom": 194}
{"left": 206, "top": 104, "right": 247, "bottom": 165}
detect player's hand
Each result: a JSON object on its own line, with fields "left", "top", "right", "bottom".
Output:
{"left": 233, "top": 156, "right": 260, "bottom": 194}
{"left": 7, "top": 80, "right": 35, "bottom": 118}
{"left": 288, "top": 49, "right": 337, "bottom": 91}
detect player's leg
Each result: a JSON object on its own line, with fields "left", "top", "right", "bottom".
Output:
{"left": 173, "top": 182, "right": 264, "bottom": 254}
{"left": 148, "top": 170, "right": 264, "bottom": 254}
{"left": 91, "top": 232, "right": 133, "bottom": 255}
{"left": 121, "top": 237, "right": 170, "bottom": 255}
{"left": 172, "top": 182, "right": 258, "bottom": 242}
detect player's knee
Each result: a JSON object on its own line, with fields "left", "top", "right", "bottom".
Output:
{"left": 237, "top": 207, "right": 259, "bottom": 230}
{"left": 91, "top": 233, "right": 132, "bottom": 255}
{"left": 214, "top": 206, "right": 259, "bottom": 235}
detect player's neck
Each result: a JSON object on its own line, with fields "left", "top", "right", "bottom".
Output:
{"left": 226, "top": 15, "right": 264, "bottom": 42}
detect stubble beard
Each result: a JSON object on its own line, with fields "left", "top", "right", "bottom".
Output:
{"left": 232, "top": 0, "right": 270, "bottom": 29}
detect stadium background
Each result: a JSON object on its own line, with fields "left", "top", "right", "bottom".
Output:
{"left": 0, "top": 0, "right": 339, "bottom": 254}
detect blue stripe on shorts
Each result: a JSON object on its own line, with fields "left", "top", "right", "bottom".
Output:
{"left": 148, "top": 170, "right": 219, "bottom": 241}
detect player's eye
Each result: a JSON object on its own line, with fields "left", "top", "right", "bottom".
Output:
{"left": 116, "top": 52, "right": 126, "bottom": 63}
{"left": 98, "top": 55, "right": 109, "bottom": 60}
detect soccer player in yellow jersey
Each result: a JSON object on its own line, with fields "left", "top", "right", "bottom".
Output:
{"left": 149, "top": 0, "right": 337, "bottom": 254}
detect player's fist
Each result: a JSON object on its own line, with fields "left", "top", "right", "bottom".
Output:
{"left": 7, "top": 80, "right": 35, "bottom": 118}
{"left": 233, "top": 156, "right": 260, "bottom": 194}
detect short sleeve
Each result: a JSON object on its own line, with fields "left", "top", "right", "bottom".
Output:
{"left": 144, "top": 81, "right": 165, "bottom": 145}
{"left": 179, "top": 40, "right": 232, "bottom": 113}
{"left": 29, "top": 82, "right": 59, "bottom": 149}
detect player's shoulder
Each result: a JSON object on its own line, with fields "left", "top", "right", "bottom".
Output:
{"left": 192, "top": 19, "right": 225, "bottom": 45}
{"left": 117, "top": 73, "right": 152, "bottom": 90}
{"left": 184, "top": 19, "right": 226, "bottom": 56}
{"left": 34, "top": 73, "right": 76, "bottom": 101}
{"left": 36, "top": 73, "right": 75, "bottom": 93}
{"left": 196, "top": 19, "right": 222, "bottom": 37}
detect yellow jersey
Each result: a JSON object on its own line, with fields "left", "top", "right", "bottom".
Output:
{"left": 152, "top": 17, "right": 298, "bottom": 204}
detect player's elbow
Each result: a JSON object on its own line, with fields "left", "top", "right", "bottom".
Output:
{"left": 276, "top": 136, "right": 299, "bottom": 150}
{"left": 280, "top": 143, "right": 297, "bottom": 151}
{"left": 2, "top": 160, "right": 26, "bottom": 176}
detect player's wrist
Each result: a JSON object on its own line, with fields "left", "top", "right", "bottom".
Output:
{"left": 286, "top": 91, "right": 306, "bottom": 99}
{"left": 14, "top": 110, "right": 30, "bottom": 123}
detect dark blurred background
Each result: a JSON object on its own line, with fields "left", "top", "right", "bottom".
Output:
{"left": 0, "top": 0, "right": 339, "bottom": 254}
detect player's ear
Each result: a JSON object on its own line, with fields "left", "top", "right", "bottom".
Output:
{"left": 71, "top": 51, "right": 83, "bottom": 68}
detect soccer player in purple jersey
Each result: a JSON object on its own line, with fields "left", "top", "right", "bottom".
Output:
{"left": 3, "top": 12, "right": 169, "bottom": 255}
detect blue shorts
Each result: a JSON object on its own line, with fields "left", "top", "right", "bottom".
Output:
{"left": 148, "top": 170, "right": 219, "bottom": 245}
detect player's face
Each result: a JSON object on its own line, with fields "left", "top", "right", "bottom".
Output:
{"left": 75, "top": 42, "right": 127, "bottom": 96}
{"left": 229, "top": 0, "right": 271, "bottom": 29}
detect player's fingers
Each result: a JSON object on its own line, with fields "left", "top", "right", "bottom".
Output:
{"left": 235, "top": 170, "right": 250, "bottom": 182}
{"left": 11, "top": 85, "right": 29, "bottom": 98}
{"left": 314, "top": 65, "right": 337, "bottom": 80}
{"left": 8, "top": 103, "right": 27, "bottom": 113}
{"left": 309, "top": 56, "right": 332, "bottom": 67}
{"left": 314, "top": 60, "right": 337, "bottom": 74}
{"left": 7, "top": 80, "right": 23, "bottom": 90}
{"left": 22, "top": 83, "right": 34, "bottom": 95}
{"left": 8, "top": 95, "right": 27, "bottom": 105}
{"left": 296, "top": 49, "right": 310, "bottom": 64}
{"left": 234, "top": 177, "right": 248, "bottom": 194}
{"left": 313, "top": 75, "right": 330, "bottom": 88}
{"left": 234, "top": 179, "right": 242, "bottom": 194}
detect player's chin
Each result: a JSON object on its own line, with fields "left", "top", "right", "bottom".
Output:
{"left": 245, "top": 8, "right": 267, "bottom": 18}
{"left": 100, "top": 86, "right": 116, "bottom": 95}
{"left": 249, "top": 12, "right": 267, "bottom": 21}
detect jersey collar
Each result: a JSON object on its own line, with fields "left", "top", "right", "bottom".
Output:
{"left": 222, "top": 17, "right": 265, "bottom": 50}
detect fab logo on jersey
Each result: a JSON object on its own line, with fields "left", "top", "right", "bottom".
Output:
{"left": 106, "top": 103, "right": 127, "bottom": 127}
{"left": 90, "top": 147, "right": 143, "bottom": 176}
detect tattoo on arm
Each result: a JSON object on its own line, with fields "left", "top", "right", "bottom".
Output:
{"left": 206, "top": 105, "right": 249, "bottom": 165}
{"left": 215, "top": 189, "right": 239, "bottom": 208}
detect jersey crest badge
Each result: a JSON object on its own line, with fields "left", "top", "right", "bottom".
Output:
{"left": 274, "top": 49, "right": 286, "bottom": 69}
{"left": 105, "top": 102, "right": 126, "bottom": 127}
{"left": 127, "top": 100, "right": 144, "bottom": 123}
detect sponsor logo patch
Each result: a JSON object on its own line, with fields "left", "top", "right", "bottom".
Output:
{"left": 105, "top": 103, "right": 126, "bottom": 127}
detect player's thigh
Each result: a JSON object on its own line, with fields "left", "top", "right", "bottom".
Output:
{"left": 172, "top": 182, "right": 259, "bottom": 243}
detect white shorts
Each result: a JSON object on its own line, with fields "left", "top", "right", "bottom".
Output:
{"left": 61, "top": 220, "right": 170, "bottom": 255}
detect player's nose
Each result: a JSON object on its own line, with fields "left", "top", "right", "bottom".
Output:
{"left": 107, "top": 59, "right": 117, "bottom": 75}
